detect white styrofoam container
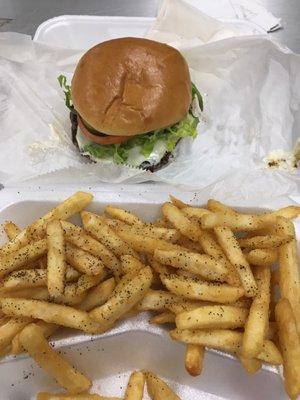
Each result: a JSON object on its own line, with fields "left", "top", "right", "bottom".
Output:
{"left": 0, "top": 187, "right": 292, "bottom": 399}
{"left": 33, "top": 15, "right": 265, "bottom": 50}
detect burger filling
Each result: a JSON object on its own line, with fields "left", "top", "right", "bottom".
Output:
{"left": 59, "top": 75, "right": 203, "bottom": 169}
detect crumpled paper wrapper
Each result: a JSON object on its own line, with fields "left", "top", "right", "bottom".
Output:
{"left": 0, "top": 0, "right": 299, "bottom": 203}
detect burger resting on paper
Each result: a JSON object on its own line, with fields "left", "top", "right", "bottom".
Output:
{"left": 59, "top": 37, "right": 203, "bottom": 171}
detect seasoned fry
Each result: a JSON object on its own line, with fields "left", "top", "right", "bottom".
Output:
{"left": 149, "top": 312, "right": 175, "bottom": 325}
{"left": 79, "top": 278, "right": 116, "bottom": 312}
{"left": 137, "top": 290, "right": 185, "bottom": 311}
{"left": 239, "top": 356, "right": 262, "bottom": 374}
{"left": 0, "top": 192, "right": 93, "bottom": 256}
{"left": 114, "top": 228, "right": 182, "bottom": 255}
{"left": 176, "top": 235, "right": 203, "bottom": 253}
{"left": 279, "top": 239, "right": 300, "bottom": 333}
{"left": 182, "top": 207, "right": 211, "bottom": 221}
{"left": 169, "top": 195, "right": 189, "bottom": 209}
{"left": 1, "top": 266, "right": 80, "bottom": 292}
{"left": 176, "top": 305, "right": 248, "bottom": 330}
{"left": 214, "top": 227, "right": 257, "bottom": 297}
{"left": 46, "top": 220, "right": 66, "bottom": 298}
{"left": 161, "top": 273, "right": 245, "bottom": 303}
{"left": 104, "top": 218, "right": 180, "bottom": 244}
{"left": 0, "top": 298, "right": 102, "bottom": 333}
{"left": 242, "top": 266, "right": 271, "bottom": 358}
{"left": 81, "top": 211, "right": 138, "bottom": 258}
{"left": 105, "top": 205, "right": 143, "bottom": 226}
{"left": 124, "top": 371, "right": 145, "bottom": 400}
{"left": 121, "top": 255, "right": 144, "bottom": 276}
{"left": 270, "top": 205, "right": 300, "bottom": 219}
{"left": 144, "top": 371, "right": 180, "bottom": 400}
{"left": 4, "top": 221, "right": 21, "bottom": 240}
{"left": 201, "top": 212, "right": 274, "bottom": 231}
{"left": 0, "top": 317, "right": 32, "bottom": 351}
{"left": 61, "top": 221, "right": 121, "bottom": 277}
{"left": 170, "top": 329, "right": 282, "bottom": 364}
{"left": 89, "top": 267, "right": 152, "bottom": 327}
{"left": 12, "top": 320, "right": 58, "bottom": 355}
{"left": 20, "top": 324, "right": 91, "bottom": 393}
{"left": 0, "top": 239, "right": 47, "bottom": 278}
{"left": 154, "top": 249, "right": 227, "bottom": 282}
{"left": 238, "top": 234, "right": 293, "bottom": 250}
{"left": 167, "top": 301, "right": 207, "bottom": 314}
{"left": 245, "top": 248, "right": 278, "bottom": 266}
{"left": 275, "top": 299, "right": 300, "bottom": 400}
{"left": 207, "top": 199, "right": 237, "bottom": 214}
{"left": 162, "top": 202, "right": 201, "bottom": 242}
{"left": 65, "top": 243, "right": 105, "bottom": 276}
{"left": 37, "top": 394, "right": 121, "bottom": 400}
{"left": 185, "top": 344, "right": 204, "bottom": 376}
{"left": 266, "top": 322, "right": 277, "bottom": 341}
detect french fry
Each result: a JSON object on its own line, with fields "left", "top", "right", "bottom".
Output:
{"left": 12, "top": 320, "right": 58, "bottom": 355}
{"left": 0, "top": 317, "right": 32, "bottom": 352}
{"left": 162, "top": 202, "right": 201, "bottom": 242}
{"left": 239, "top": 356, "right": 262, "bottom": 374}
{"left": 0, "top": 192, "right": 93, "bottom": 256}
{"left": 4, "top": 221, "right": 21, "bottom": 240}
{"left": 113, "top": 228, "right": 182, "bottom": 255}
{"left": 20, "top": 324, "right": 91, "bottom": 394}
{"left": 182, "top": 207, "right": 211, "bottom": 221}
{"left": 0, "top": 239, "right": 47, "bottom": 278}
{"left": 0, "top": 286, "right": 49, "bottom": 301}
{"left": 104, "top": 218, "right": 180, "bottom": 244}
{"left": 89, "top": 267, "right": 152, "bottom": 327}
{"left": 61, "top": 221, "right": 121, "bottom": 277}
{"left": 242, "top": 265, "right": 271, "bottom": 358}
{"left": 144, "top": 371, "right": 180, "bottom": 400}
{"left": 149, "top": 312, "right": 175, "bottom": 325}
{"left": 214, "top": 227, "right": 257, "bottom": 297}
{"left": 137, "top": 290, "right": 185, "bottom": 311}
{"left": 176, "top": 235, "right": 203, "bottom": 253}
{"left": 65, "top": 243, "right": 105, "bottom": 276}
{"left": 79, "top": 278, "right": 116, "bottom": 312}
{"left": 149, "top": 257, "right": 172, "bottom": 275}
{"left": 37, "top": 394, "right": 121, "bottom": 400}
{"left": 154, "top": 249, "right": 227, "bottom": 282}
{"left": 238, "top": 234, "right": 293, "bottom": 250}
{"left": 170, "top": 329, "right": 282, "bottom": 364}
{"left": 169, "top": 195, "right": 189, "bottom": 209}
{"left": 167, "top": 301, "right": 207, "bottom": 314}
{"left": 75, "top": 273, "right": 105, "bottom": 295}
{"left": 161, "top": 273, "right": 245, "bottom": 303}
{"left": 185, "top": 344, "right": 204, "bottom": 376}
{"left": 245, "top": 248, "right": 278, "bottom": 266}
{"left": 1, "top": 266, "right": 80, "bottom": 292}
{"left": 124, "top": 370, "right": 145, "bottom": 400}
{"left": 279, "top": 239, "right": 300, "bottom": 333}
{"left": 266, "top": 322, "right": 277, "bottom": 341}
{"left": 121, "top": 255, "right": 144, "bottom": 276}
{"left": 275, "top": 299, "right": 300, "bottom": 400}
{"left": 201, "top": 211, "right": 277, "bottom": 231}
{"left": 0, "top": 298, "right": 102, "bottom": 333}
{"left": 153, "top": 218, "right": 170, "bottom": 228}
{"left": 270, "top": 205, "right": 300, "bottom": 219}
{"left": 105, "top": 205, "right": 143, "bottom": 226}
{"left": 47, "top": 220, "right": 66, "bottom": 298}
{"left": 81, "top": 211, "right": 138, "bottom": 258}
{"left": 176, "top": 305, "right": 248, "bottom": 330}
{"left": 207, "top": 199, "right": 237, "bottom": 214}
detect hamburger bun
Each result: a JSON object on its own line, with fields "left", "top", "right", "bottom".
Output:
{"left": 71, "top": 37, "right": 191, "bottom": 136}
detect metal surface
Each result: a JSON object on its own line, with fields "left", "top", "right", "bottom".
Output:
{"left": 0, "top": 0, "right": 299, "bottom": 52}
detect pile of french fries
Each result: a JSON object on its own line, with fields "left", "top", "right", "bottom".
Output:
{"left": 0, "top": 191, "right": 299, "bottom": 399}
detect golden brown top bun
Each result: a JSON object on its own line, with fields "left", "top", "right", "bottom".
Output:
{"left": 71, "top": 37, "right": 191, "bottom": 136}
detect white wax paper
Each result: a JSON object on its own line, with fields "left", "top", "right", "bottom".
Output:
{"left": 0, "top": 0, "right": 299, "bottom": 204}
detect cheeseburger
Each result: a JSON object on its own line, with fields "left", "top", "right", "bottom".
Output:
{"left": 59, "top": 37, "right": 203, "bottom": 171}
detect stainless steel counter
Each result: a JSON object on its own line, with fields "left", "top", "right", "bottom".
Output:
{"left": 0, "top": 0, "right": 299, "bottom": 52}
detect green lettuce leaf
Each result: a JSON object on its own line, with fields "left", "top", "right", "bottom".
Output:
{"left": 83, "top": 112, "right": 199, "bottom": 165}
{"left": 58, "top": 75, "right": 74, "bottom": 111}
